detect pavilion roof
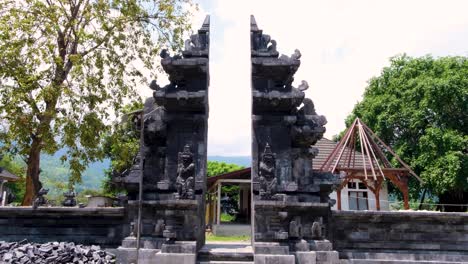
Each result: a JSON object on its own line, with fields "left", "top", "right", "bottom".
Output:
{"left": 207, "top": 167, "right": 251, "bottom": 189}
{"left": 319, "top": 118, "right": 423, "bottom": 182}
{"left": 0, "top": 167, "right": 20, "bottom": 182}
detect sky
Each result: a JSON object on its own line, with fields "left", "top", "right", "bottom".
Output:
{"left": 140, "top": 0, "right": 468, "bottom": 156}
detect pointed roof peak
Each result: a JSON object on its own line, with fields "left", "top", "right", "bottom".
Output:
{"left": 199, "top": 15, "right": 210, "bottom": 32}
{"left": 250, "top": 15, "right": 259, "bottom": 31}
{"left": 320, "top": 117, "right": 423, "bottom": 183}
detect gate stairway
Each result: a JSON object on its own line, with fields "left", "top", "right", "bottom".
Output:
{"left": 339, "top": 250, "right": 468, "bottom": 264}
{"left": 197, "top": 242, "right": 254, "bottom": 264}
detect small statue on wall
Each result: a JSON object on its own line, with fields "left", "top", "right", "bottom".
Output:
{"left": 154, "top": 219, "right": 166, "bottom": 236}
{"left": 32, "top": 187, "right": 49, "bottom": 209}
{"left": 259, "top": 143, "right": 277, "bottom": 200}
{"left": 311, "top": 221, "right": 323, "bottom": 239}
{"left": 289, "top": 216, "right": 303, "bottom": 238}
{"left": 175, "top": 144, "right": 195, "bottom": 200}
{"left": 62, "top": 188, "right": 77, "bottom": 207}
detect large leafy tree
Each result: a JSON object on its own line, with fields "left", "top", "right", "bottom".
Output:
{"left": 102, "top": 101, "right": 143, "bottom": 195}
{"left": 0, "top": 0, "right": 194, "bottom": 204}
{"left": 347, "top": 54, "right": 467, "bottom": 211}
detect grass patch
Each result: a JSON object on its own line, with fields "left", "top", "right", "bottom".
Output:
{"left": 220, "top": 213, "right": 236, "bottom": 222}
{"left": 206, "top": 233, "right": 251, "bottom": 242}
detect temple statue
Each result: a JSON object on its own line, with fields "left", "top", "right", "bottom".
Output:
{"left": 175, "top": 144, "right": 195, "bottom": 200}
{"left": 259, "top": 144, "right": 277, "bottom": 200}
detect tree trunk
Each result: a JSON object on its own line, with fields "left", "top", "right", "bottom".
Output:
{"left": 21, "top": 138, "right": 42, "bottom": 206}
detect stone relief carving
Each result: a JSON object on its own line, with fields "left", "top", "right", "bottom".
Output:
{"left": 311, "top": 221, "right": 323, "bottom": 239}
{"left": 153, "top": 219, "right": 165, "bottom": 236}
{"left": 175, "top": 144, "right": 195, "bottom": 200}
{"left": 259, "top": 143, "right": 277, "bottom": 200}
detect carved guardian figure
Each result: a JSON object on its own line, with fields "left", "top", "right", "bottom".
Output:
{"left": 175, "top": 144, "right": 195, "bottom": 200}
{"left": 259, "top": 144, "right": 277, "bottom": 200}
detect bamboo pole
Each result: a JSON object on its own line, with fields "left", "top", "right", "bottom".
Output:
{"left": 358, "top": 119, "right": 377, "bottom": 180}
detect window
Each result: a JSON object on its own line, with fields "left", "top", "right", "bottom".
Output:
{"left": 358, "top": 182, "right": 367, "bottom": 190}
{"left": 348, "top": 191, "right": 368, "bottom": 210}
{"left": 347, "top": 182, "right": 357, "bottom": 189}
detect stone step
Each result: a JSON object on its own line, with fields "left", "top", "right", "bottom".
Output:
{"left": 340, "top": 250, "right": 468, "bottom": 262}
{"left": 198, "top": 243, "right": 254, "bottom": 262}
{"left": 343, "top": 260, "right": 467, "bottom": 264}
{"left": 197, "top": 261, "right": 254, "bottom": 264}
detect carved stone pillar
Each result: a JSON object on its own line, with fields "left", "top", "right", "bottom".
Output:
{"left": 250, "top": 16, "right": 340, "bottom": 264}
{"left": 116, "top": 16, "right": 210, "bottom": 264}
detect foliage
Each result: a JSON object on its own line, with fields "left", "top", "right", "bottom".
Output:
{"left": 389, "top": 195, "right": 439, "bottom": 211}
{"left": 220, "top": 213, "right": 236, "bottom": 222}
{"left": 0, "top": 155, "right": 26, "bottom": 203}
{"left": 346, "top": 54, "right": 468, "bottom": 209}
{"left": 0, "top": 0, "right": 194, "bottom": 203}
{"left": 205, "top": 233, "right": 250, "bottom": 242}
{"left": 102, "top": 101, "right": 143, "bottom": 195}
{"left": 207, "top": 161, "right": 244, "bottom": 177}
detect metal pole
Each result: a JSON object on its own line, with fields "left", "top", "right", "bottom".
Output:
{"left": 136, "top": 113, "right": 145, "bottom": 263}
{"left": 217, "top": 182, "right": 221, "bottom": 225}
{"left": 0, "top": 180, "right": 6, "bottom": 206}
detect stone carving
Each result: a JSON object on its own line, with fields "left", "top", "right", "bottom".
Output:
{"left": 32, "top": 187, "right": 48, "bottom": 209}
{"left": 62, "top": 189, "right": 77, "bottom": 207}
{"left": 175, "top": 144, "right": 195, "bottom": 200}
{"left": 259, "top": 143, "right": 277, "bottom": 200}
{"left": 116, "top": 17, "right": 210, "bottom": 260}
{"left": 289, "top": 216, "right": 303, "bottom": 238}
{"left": 279, "top": 49, "right": 302, "bottom": 61}
{"left": 154, "top": 219, "right": 165, "bottom": 236}
{"left": 311, "top": 221, "right": 323, "bottom": 239}
{"left": 251, "top": 15, "right": 340, "bottom": 262}
{"left": 129, "top": 222, "right": 136, "bottom": 237}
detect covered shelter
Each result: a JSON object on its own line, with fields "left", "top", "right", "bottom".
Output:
{"left": 319, "top": 118, "right": 423, "bottom": 210}
{"left": 0, "top": 167, "right": 20, "bottom": 206}
{"left": 0, "top": 168, "right": 19, "bottom": 182}
{"left": 206, "top": 168, "right": 251, "bottom": 236}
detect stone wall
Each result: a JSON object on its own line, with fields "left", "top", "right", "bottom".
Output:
{"left": 0, "top": 207, "right": 126, "bottom": 248}
{"left": 331, "top": 210, "right": 468, "bottom": 252}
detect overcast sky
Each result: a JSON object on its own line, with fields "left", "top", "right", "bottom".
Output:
{"left": 139, "top": 0, "right": 468, "bottom": 156}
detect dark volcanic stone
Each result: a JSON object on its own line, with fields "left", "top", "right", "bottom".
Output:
{"left": 0, "top": 240, "right": 116, "bottom": 264}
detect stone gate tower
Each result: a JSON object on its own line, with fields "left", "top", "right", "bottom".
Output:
{"left": 250, "top": 16, "right": 341, "bottom": 264}
{"left": 116, "top": 16, "right": 210, "bottom": 264}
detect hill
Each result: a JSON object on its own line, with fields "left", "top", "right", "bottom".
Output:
{"left": 37, "top": 154, "right": 250, "bottom": 195}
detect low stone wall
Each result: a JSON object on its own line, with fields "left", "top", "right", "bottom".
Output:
{"left": 0, "top": 207, "right": 126, "bottom": 248}
{"left": 331, "top": 210, "right": 468, "bottom": 252}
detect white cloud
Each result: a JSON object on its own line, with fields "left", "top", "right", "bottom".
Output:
{"left": 148, "top": 0, "right": 468, "bottom": 156}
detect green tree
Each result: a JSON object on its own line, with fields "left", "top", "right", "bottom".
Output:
{"left": 102, "top": 101, "right": 143, "bottom": 194}
{"left": 207, "top": 161, "right": 244, "bottom": 177}
{"left": 347, "top": 54, "right": 468, "bottom": 211}
{"left": 0, "top": 0, "right": 194, "bottom": 204}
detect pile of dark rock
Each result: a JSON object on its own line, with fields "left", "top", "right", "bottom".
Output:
{"left": 0, "top": 240, "right": 116, "bottom": 263}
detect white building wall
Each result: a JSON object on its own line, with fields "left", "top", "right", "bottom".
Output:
{"left": 330, "top": 180, "right": 390, "bottom": 211}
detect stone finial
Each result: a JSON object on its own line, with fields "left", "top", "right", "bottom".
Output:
{"left": 298, "top": 80, "right": 309, "bottom": 91}
{"left": 250, "top": 15, "right": 259, "bottom": 31}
